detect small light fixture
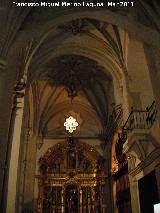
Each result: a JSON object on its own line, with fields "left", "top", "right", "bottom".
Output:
{"left": 64, "top": 116, "right": 79, "bottom": 133}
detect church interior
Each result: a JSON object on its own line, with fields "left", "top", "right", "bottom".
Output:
{"left": 0, "top": 1, "right": 160, "bottom": 213}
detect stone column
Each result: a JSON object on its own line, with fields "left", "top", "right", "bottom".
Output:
{"left": 128, "top": 153, "right": 140, "bottom": 213}
{"left": 0, "top": 58, "right": 7, "bottom": 210}
{"left": 128, "top": 175, "right": 140, "bottom": 213}
{"left": 23, "top": 135, "right": 37, "bottom": 212}
{"left": 144, "top": 45, "right": 160, "bottom": 125}
{"left": 0, "top": 59, "right": 7, "bottom": 103}
{"left": 6, "top": 83, "right": 25, "bottom": 213}
{"left": 112, "top": 179, "right": 118, "bottom": 213}
{"left": 123, "top": 140, "right": 141, "bottom": 213}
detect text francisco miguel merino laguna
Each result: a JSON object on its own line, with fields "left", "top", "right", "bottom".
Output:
{"left": 12, "top": 1, "right": 104, "bottom": 7}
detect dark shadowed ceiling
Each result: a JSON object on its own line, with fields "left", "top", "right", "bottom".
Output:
{"left": 1, "top": 0, "right": 159, "bottom": 141}
{"left": 29, "top": 54, "right": 114, "bottom": 139}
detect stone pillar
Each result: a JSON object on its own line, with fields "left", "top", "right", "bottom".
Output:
{"left": 155, "top": 164, "right": 160, "bottom": 201}
{"left": 123, "top": 139, "right": 141, "bottom": 213}
{"left": 112, "top": 179, "right": 118, "bottom": 213}
{"left": 0, "top": 58, "right": 7, "bottom": 210}
{"left": 37, "top": 178, "right": 43, "bottom": 213}
{"left": 23, "top": 135, "right": 37, "bottom": 212}
{"left": 128, "top": 175, "right": 140, "bottom": 213}
{"left": 6, "top": 86, "right": 25, "bottom": 213}
{"left": 0, "top": 59, "right": 7, "bottom": 104}
{"left": 144, "top": 45, "right": 160, "bottom": 125}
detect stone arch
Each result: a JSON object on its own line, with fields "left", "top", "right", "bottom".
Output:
{"left": 24, "top": 27, "right": 130, "bottom": 131}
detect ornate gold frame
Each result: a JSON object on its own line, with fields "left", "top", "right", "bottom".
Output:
{"left": 36, "top": 138, "right": 107, "bottom": 213}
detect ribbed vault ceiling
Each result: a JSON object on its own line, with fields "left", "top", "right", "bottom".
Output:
{"left": 29, "top": 55, "right": 114, "bottom": 138}
{"left": 26, "top": 19, "right": 125, "bottom": 139}
{"left": 39, "top": 55, "right": 111, "bottom": 87}
{"left": 1, "top": 0, "right": 159, "bottom": 142}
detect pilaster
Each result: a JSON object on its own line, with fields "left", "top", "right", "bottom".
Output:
{"left": 6, "top": 80, "right": 25, "bottom": 213}
{"left": 0, "top": 58, "right": 8, "bottom": 210}
{"left": 0, "top": 59, "right": 7, "bottom": 104}
{"left": 23, "top": 135, "right": 37, "bottom": 212}
{"left": 128, "top": 175, "right": 140, "bottom": 213}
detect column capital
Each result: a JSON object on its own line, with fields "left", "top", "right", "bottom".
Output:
{"left": 127, "top": 154, "right": 137, "bottom": 173}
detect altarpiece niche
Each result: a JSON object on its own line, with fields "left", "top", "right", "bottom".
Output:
{"left": 36, "top": 137, "right": 107, "bottom": 213}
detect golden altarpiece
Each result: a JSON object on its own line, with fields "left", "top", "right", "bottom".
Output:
{"left": 36, "top": 137, "right": 107, "bottom": 213}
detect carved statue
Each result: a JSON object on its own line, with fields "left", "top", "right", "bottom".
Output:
{"left": 77, "top": 146, "right": 84, "bottom": 166}
{"left": 53, "top": 159, "right": 61, "bottom": 173}
{"left": 82, "top": 159, "right": 92, "bottom": 172}
{"left": 43, "top": 187, "right": 53, "bottom": 213}
{"left": 67, "top": 189, "right": 77, "bottom": 213}
{"left": 39, "top": 157, "right": 47, "bottom": 173}
{"left": 94, "top": 183, "right": 101, "bottom": 213}
{"left": 68, "top": 150, "right": 76, "bottom": 169}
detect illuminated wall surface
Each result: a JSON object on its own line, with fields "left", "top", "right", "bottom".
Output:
{"left": 154, "top": 204, "right": 160, "bottom": 213}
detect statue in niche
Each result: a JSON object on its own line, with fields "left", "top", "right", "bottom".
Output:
{"left": 95, "top": 156, "right": 104, "bottom": 173}
{"left": 94, "top": 183, "right": 101, "bottom": 213}
{"left": 68, "top": 150, "right": 76, "bottom": 169}
{"left": 82, "top": 159, "right": 92, "bottom": 172}
{"left": 66, "top": 188, "right": 78, "bottom": 213}
{"left": 43, "top": 187, "right": 52, "bottom": 213}
{"left": 68, "top": 190, "right": 76, "bottom": 212}
{"left": 94, "top": 196, "right": 101, "bottom": 213}
{"left": 67, "top": 136, "right": 75, "bottom": 147}
{"left": 39, "top": 157, "right": 47, "bottom": 173}
{"left": 52, "top": 158, "right": 61, "bottom": 173}
{"left": 51, "top": 151, "right": 64, "bottom": 173}
{"left": 77, "top": 146, "right": 84, "bottom": 167}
